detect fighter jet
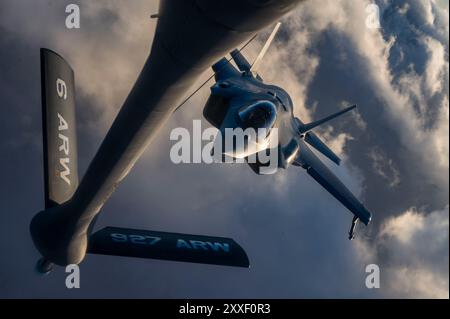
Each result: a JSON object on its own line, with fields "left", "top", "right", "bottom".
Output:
{"left": 201, "top": 23, "right": 372, "bottom": 236}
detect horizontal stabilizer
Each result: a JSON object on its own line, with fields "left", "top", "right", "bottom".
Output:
{"left": 88, "top": 227, "right": 250, "bottom": 268}
{"left": 304, "top": 132, "right": 341, "bottom": 165}
{"left": 299, "top": 105, "right": 356, "bottom": 134}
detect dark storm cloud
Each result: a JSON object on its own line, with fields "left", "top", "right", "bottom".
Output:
{"left": 266, "top": 0, "right": 449, "bottom": 221}
{"left": 260, "top": 0, "right": 448, "bottom": 297}
{"left": 0, "top": 0, "right": 448, "bottom": 298}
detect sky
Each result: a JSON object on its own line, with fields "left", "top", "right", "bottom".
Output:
{"left": 438, "top": 0, "right": 449, "bottom": 10}
{"left": 0, "top": 0, "right": 448, "bottom": 298}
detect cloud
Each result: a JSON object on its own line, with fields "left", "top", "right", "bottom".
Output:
{"left": 357, "top": 207, "right": 449, "bottom": 298}
{"left": 368, "top": 148, "right": 401, "bottom": 188}
{"left": 290, "top": 0, "right": 449, "bottom": 215}
{"left": 257, "top": 0, "right": 449, "bottom": 298}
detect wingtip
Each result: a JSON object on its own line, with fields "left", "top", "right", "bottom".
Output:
{"left": 330, "top": 156, "right": 341, "bottom": 166}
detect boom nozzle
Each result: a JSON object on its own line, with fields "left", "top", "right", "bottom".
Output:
{"left": 348, "top": 216, "right": 359, "bottom": 240}
{"left": 35, "top": 258, "right": 54, "bottom": 275}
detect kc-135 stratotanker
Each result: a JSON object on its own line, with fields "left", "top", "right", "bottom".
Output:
{"left": 30, "top": 0, "right": 372, "bottom": 274}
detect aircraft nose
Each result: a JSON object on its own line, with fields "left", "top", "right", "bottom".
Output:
{"left": 213, "top": 100, "right": 278, "bottom": 160}
{"left": 217, "top": 126, "right": 271, "bottom": 159}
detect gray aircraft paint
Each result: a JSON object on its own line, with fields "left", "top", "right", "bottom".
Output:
{"left": 88, "top": 227, "right": 249, "bottom": 268}
{"left": 40, "top": 49, "right": 78, "bottom": 208}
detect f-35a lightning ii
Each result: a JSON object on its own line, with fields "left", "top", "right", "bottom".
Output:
{"left": 202, "top": 23, "right": 372, "bottom": 239}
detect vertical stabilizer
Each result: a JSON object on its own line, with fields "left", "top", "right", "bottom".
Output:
{"left": 40, "top": 49, "right": 78, "bottom": 208}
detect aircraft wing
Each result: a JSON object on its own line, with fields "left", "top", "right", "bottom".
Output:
{"left": 294, "top": 140, "right": 372, "bottom": 225}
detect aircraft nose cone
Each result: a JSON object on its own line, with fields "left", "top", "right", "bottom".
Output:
{"left": 217, "top": 126, "right": 271, "bottom": 159}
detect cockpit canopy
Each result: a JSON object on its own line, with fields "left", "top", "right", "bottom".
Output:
{"left": 237, "top": 100, "right": 277, "bottom": 131}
